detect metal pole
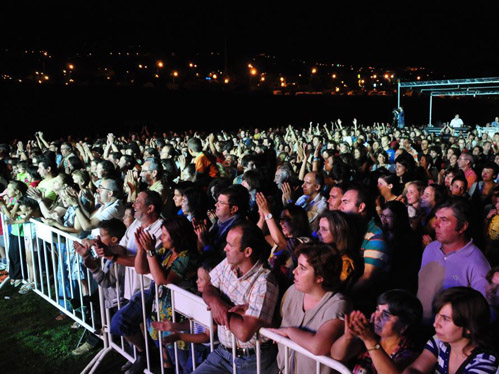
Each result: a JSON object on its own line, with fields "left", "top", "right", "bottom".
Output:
{"left": 429, "top": 94, "right": 433, "bottom": 126}
{"left": 397, "top": 81, "right": 401, "bottom": 109}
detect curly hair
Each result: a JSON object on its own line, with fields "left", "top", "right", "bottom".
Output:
{"left": 295, "top": 242, "right": 342, "bottom": 293}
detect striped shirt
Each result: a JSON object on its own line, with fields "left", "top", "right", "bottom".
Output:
{"left": 209, "top": 258, "right": 279, "bottom": 349}
{"left": 361, "top": 218, "right": 390, "bottom": 271}
{"left": 425, "top": 335, "right": 498, "bottom": 374}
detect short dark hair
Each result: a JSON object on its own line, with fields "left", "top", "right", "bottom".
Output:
{"left": 142, "top": 190, "right": 163, "bottom": 216}
{"left": 26, "top": 165, "right": 41, "bottom": 181}
{"left": 98, "top": 218, "right": 127, "bottom": 240}
{"left": 436, "top": 197, "right": 473, "bottom": 236}
{"left": 39, "top": 156, "right": 58, "bottom": 177}
{"left": 377, "top": 289, "right": 422, "bottom": 335}
{"left": 220, "top": 185, "right": 249, "bottom": 217}
{"left": 18, "top": 196, "right": 39, "bottom": 211}
{"left": 242, "top": 169, "right": 264, "bottom": 191}
{"left": 230, "top": 220, "right": 270, "bottom": 265}
{"left": 482, "top": 161, "right": 499, "bottom": 177}
{"left": 295, "top": 242, "right": 342, "bottom": 293}
{"left": 187, "top": 138, "right": 202, "bottom": 153}
{"left": 451, "top": 175, "right": 468, "bottom": 191}
{"left": 433, "top": 287, "right": 491, "bottom": 351}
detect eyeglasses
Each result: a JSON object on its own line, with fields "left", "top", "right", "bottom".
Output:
{"left": 379, "top": 214, "right": 394, "bottom": 219}
{"left": 279, "top": 217, "right": 292, "bottom": 223}
{"left": 216, "top": 200, "right": 231, "bottom": 206}
{"left": 98, "top": 186, "right": 113, "bottom": 192}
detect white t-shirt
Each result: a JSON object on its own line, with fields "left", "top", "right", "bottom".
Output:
{"left": 120, "top": 218, "right": 163, "bottom": 299}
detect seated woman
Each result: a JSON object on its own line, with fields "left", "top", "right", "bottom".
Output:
{"left": 403, "top": 287, "right": 498, "bottom": 374}
{"left": 135, "top": 216, "right": 199, "bottom": 370}
{"left": 331, "top": 289, "right": 423, "bottom": 374}
{"left": 269, "top": 242, "right": 351, "bottom": 374}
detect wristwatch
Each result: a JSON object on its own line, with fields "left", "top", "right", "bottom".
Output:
{"left": 264, "top": 213, "right": 273, "bottom": 220}
{"left": 147, "top": 248, "right": 156, "bottom": 257}
{"left": 367, "top": 343, "right": 381, "bottom": 352}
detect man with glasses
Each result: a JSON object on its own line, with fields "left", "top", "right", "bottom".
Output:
{"left": 59, "top": 142, "right": 76, "bottom": 171}
{"left": 198, "top": 185, "right": 248, "bottom": 256}
{"left": 70, "top": 177, "right": 124, "bottom": 233}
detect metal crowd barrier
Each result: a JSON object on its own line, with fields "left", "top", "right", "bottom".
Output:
{"left": 1, "top": 216, "right": 352, "bottom": 374}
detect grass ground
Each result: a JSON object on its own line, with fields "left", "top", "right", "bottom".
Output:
{"left": 0, "top": 281, "right": 125, "bottom": 374}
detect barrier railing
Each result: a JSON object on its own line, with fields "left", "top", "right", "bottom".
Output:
{"left": 1, "top": 216, "right": 352, "bottom": 374}
{"left": 259, "top": 328, "right": 352, "bottom": 374}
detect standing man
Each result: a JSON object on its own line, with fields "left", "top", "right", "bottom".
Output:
{"left": 194, "top": 221, "right": 279, "bottom": 374}
{"left": 417, "top": 198, "right": 490, "bottom": 324}
{"left": 457, "top": 152, "right": 477, "bottom": 191}
{"left": 102, "top": 191, "right": 164, "bottom": 374}
{"left": 450, "top": 114, "right": 464, "bottom": 128}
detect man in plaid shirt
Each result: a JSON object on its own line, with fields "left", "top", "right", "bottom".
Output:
{"left": 194, "top": 221, "right": 279, "bottom": 374}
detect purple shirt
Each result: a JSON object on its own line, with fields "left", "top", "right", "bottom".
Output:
{"left": 417, "top": 239, "right": 490, "bottom": 323}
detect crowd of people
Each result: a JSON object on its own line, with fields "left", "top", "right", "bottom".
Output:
{"left": 1, "top": 118, "right": 499, "bottom": 374}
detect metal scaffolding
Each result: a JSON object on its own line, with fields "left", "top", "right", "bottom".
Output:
{"left": 397, "top": 77, "right": 499, "bottom": 125}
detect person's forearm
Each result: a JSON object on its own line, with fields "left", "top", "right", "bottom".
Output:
{"left": 286, "top": 327, "right": 331, "bottom": 356}
{"left": 363, "top": 339, "right": 402, "bottom": 374}
{"left": 202, "top": 284, "right": 222, "bottom": 307}
{"left": 298, "top": 158, "right": 307, "bottom": 181}
{"left": 146, "top": 255, "right": 175, "bottom": 285}
{"left": 266, "top": 218, "right": 287, "bottom": 249}
{"left": 74, "top": 207, "right": 92, "bottom": 231}
{"left": 134, "top": 250, "right": 150, "bottom": 274}
{"left": 227, "top": 313, "right": 260, "bottom": 342}
{"left": 330, "top": 334, "right": 358, "bottom": 361}
{"left": 176, "top": 331, "right": 210, "bottom": 344}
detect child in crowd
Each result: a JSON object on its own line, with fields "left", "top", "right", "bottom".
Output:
{"left": 152, "top": 259, "right": 219, "bottom": 374}
{"left": 15, "top": 197, "right": 41, "bottom": 295}
{"left": 72, "top": 218, "right": 127, "bottom": 355}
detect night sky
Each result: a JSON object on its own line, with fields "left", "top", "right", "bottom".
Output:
{"left": 1, "top": 1, "right": 497, "bottom": 75}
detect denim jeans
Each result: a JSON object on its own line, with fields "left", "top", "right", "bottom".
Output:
{"left": 192, "top": 344, "right": 278, "bottom": 374}
{"left": 110, "top": 287, "right": 153, "bottom": 337}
